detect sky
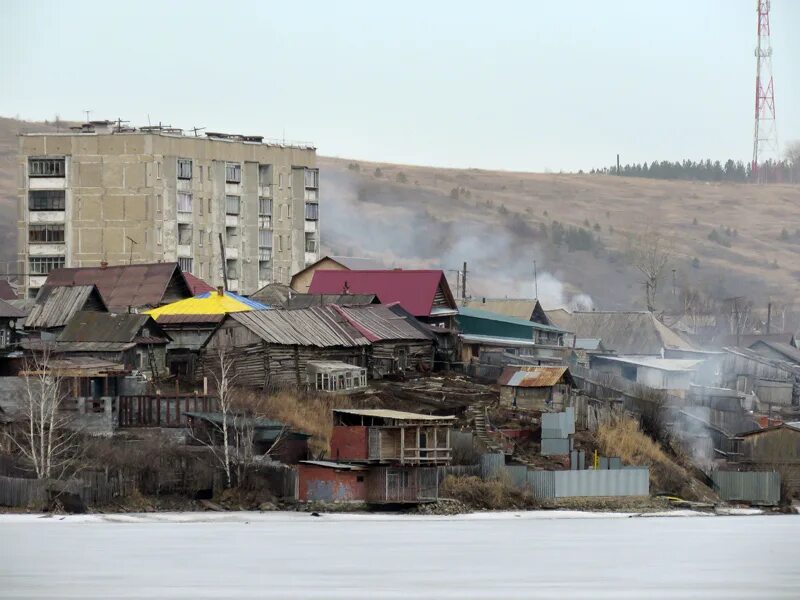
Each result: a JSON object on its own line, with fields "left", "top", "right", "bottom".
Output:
{"left": 1, "top": 0, "right": 797, "bottom": 172}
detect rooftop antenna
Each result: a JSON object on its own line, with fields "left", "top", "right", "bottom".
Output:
{"left": 83, "top": 109, "right": 91, "bottom": 123}
{"left": 126, "top": 236, "right": 138, "bottom": 264}
{"left": 191, "top": 127, "right": 206, "bottom": 137}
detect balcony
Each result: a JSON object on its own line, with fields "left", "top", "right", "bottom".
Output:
{"left": 29, "top": 275, "right": 47, "bottom": 288}
{"left": 29, "top": 243, "right": 65, "bottom": 257}
{"left": 177, "top": 244, "right": 192, "bottom": 258}
{"left": 225, "top": 247, "right": 239, "bottom": 260}
{"left": 225, "top": 214, "right": 239, "bottom": 227}
{"left": 304, "top": 220, "right": 317, "bottom": 233}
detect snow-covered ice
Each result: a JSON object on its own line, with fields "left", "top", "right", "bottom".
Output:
{"left": 1, "top": 511, "right": 798, "bottom": 598}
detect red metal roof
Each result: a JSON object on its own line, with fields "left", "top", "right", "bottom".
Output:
{"left": 43, "top": 263, "right": 191, "bottom": 312}
{"left": 307, "top": 270, "right": 456, "bottom": 317}
{"left": 182, "top": 272, "right": 216, "bottom": 295}
{"left": 0, "top": 280, "right": 17, "bottom": 301}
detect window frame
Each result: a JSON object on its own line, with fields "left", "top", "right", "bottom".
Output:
{"left": 225, "top": 195, "right": 240, "bottom": 216}
{"left": 28, "top": 190, "right": 65, "bottom": 211}
{"left": 305, "top": 202, "right": 319, "bottom": 221}
{"left": 177, "top": 158, "right": 193, "bottom": 180}
{"left": 177, "top": 191, "right": 193, "bottom": 214}
{"left": 29, "top": 158, "right": 65, "bottom": 178}
{"left": 28, "top": 223, "right": 65, "bottom": 243}
{"left": 28, "top": 256, "right": 65, "bottom": 275}
{"left": 225, "top": 162, "right": 241, "bottom": 184}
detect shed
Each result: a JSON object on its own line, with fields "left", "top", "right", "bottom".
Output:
{"left": 297, "top": 461, "right": 367, "bottom": 503}
{"left": 498, "top": 366, "right": 575, "bottom": 410}
{"left": 734, "top": 423, "right": 800, "bottom": 497}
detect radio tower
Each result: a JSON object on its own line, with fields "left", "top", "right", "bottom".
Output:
{"left": 752, "top": 0, "right": 778, "bottom": 183}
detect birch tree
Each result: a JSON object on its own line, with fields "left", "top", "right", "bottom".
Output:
{"left": 7, "top": 348, "right": 80, "bottom": 480}
{"left": 628, "top": 229, "right": 673, "bottom": 313}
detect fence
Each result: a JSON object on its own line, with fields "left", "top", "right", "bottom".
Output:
{"left": 0, "top": 472, "right": 122, "bottom": 508}
{"left": 527, "top": 468, "right": 650, "bottom": 500}
{"left": 712, "top": 470, "right": 780, "bottom": 506}
{"left": 118, "top": 395, "right": 216, "bottom": 428}
{"left": 570, "top": 364, "right": 684, "bottom": 413}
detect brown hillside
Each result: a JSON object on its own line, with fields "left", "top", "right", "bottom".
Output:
{"left": 2, "top": 116, "right": 799, "bottom": 310}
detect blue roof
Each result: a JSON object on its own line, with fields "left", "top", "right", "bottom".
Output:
{"left": 194, "top": 290, "right": 270, "bottom": 310}
{"left": 457, "top": 306, "right": 567, "bottom": 333}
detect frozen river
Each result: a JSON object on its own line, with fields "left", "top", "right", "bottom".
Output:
{"left": 1, "top": 511, "right": 799, "bottom": 599}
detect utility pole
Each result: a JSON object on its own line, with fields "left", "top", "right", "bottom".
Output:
{"left": 461, "top": 261, "right": 467, "bottom": 305}
{"left": 533, "top": 259, "right": 539, "bottom": 299}
{"left": 766, "top": 302, "right": 772, "bottom": 334}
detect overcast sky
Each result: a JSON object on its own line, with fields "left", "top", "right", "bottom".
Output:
{"left": 1, "top": 0, "right": 797, "bottom": 171}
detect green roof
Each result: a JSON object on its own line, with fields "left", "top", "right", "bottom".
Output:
{"left": 457, "top": 306, "right": 567, "bottom": 333}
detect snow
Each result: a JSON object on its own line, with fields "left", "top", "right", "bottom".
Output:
{"left": 1, "top": 511, "right": 799, "bottom": 599}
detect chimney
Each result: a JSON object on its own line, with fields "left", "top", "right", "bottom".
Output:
{"left": 216, "top": 286, "right": 224, "bottom": 296}
{"left": 100, "top": 261, "right": 108, "bottom": 269}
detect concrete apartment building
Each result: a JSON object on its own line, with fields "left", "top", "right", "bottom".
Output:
{"left": 17, "top": 121, "right": 320, "bottom": 298}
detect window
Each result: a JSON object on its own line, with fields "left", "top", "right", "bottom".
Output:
{"left": 277, "top": 235, "right": 283, "bottom": 252}
{"left": 28, "top": 190, "right": 65, "bottom": 211}
{"left": 225, "top": 162, "right": 241, "bottom": 183}
{"left": 156, "top": 227, "right": 162, "bottom": 245}
{"left": 177, "top": 192, "right": 193, "bottom": 213}
{"left": 258, "top": 229, "right": 272, "bottom": 249}
{"left": 177, "top": 158, "right": 192, "bottom": 180}
{"left": 178, "top": 223, "right": 193, "bottom": 245}
{"left": 29, "top": 224, "right": 65, "bottom": 243}
{"left": 259, "top": 260, "right": 271, "bottom": 280}
{"left": 259, "top": 164, "right": 272, "bottom": 187}
{"left": 225, "top": 195, "right": 240, "bottom": 215}
{"left": 226, "top": 260, "right": 238, "bottom": 279}
{"left": 198, "top": 165, "right": 203, "bottom": 181}
{"left": 156, "top": 194, "right": 162, "bottom": 214}
{"left": 225, "top": 226, "right": 238, "bottom": 246}
{"left": 304, "top": 168, "right": 318, "bottom": 189}
{"left": 28, "top": 256, "right": 64, "bottom": 275}
{"left": 29, "top": 158, "right": 65, "bottom": 177}
{"left": 178, "top": 257, "right": 193, "bottom": 273}
{"left": 305, "top": 233, "right": 318, "bottom": 253}
{"left": 198, "top": 228, "right": 205, "bottom": 247}
{"left": 259, "top": 197, "right": 272, "bottom": 216}
{"left": 305, "top": 202, "right": 319, "bottom": 220}
{"left": 208, "top": 198, "right": 212, "bottom": 214}
{"left": 278, "top": 173, "right": 283, "bottom": 189}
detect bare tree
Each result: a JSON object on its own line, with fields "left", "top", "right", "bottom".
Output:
{"left": 6, "top": 348, "right": 81, "bottom": 480}
{"left": 210, "top": 343, "right": 237, "bottom": 487}
{"left": 786, "top": 140, "right": 800, "bottom": 184}
{"left": 627, "top": 229, "right": 674, "bottom": 312}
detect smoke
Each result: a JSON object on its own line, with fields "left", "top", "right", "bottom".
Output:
{"left": 320, "top": 167, "right": 593, "bottom": 309}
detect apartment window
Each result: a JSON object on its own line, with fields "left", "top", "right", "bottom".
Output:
{"left": 226, "top": 259, "right": 238, "bottom": 280}
{"left": 276, "top": 235, "right": 283, "bottom": 252}
{"left": 259, "top": 197, "right": 272, "bottom": 216}
{"left": 198, "top": 228, "right": 205, "bottom": 247}
{"left": 225, "top": 195, "right": 240, "bottom": 215}
{"left": 29, "top": 158, "right": 65, "bottom": 177}
{"left": 178, "top": 223, "right": 193, "bottom": 245}
{"left": 177, "top": 158, "right": 192, "bottom": 180}
{"left": 259, "top": 164, "right": 272, "bottom": 187}
{"left": 29, "top": 256, "right": 65, "bottom": 275}
{"left": 278, "top": 173, "right": 284, "bottom": 189}
{"left": 225, "top": 226, "right": 238, "bottom": 246}
{"left": 28, "top": 190, "right": 65, "bottom": 211}
{"left": 198, "top": 165, "right": 203, "bottom": 181}
{"left": 305, "top": 202, "right": 319, "bottom": 221}
{"left": 156, "top": 194, "right": 162, "bottom": 214}
{"left": 225, "top": 162, "right": 241, "bottom": 183}
{"left": 29, "top": 224, "right": 65, "bottom": 243}
{"left": 305, "top": 233, "right": 318, "bottom": 253}
{"left": 156, "top": 226, "right": 162, "bottom": 245}
{"left": 258, "top": 260, "right": 271, "bottom": 280}
{"left": 177, "top": 192, "right": 193, "bottom": 213}
{"left": 178, "top": 257, "right": 193, "bottom": 274}
{"left": 304, "top": 168, "right": 319, "bottom": 189}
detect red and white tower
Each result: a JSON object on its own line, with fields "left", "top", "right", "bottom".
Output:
{"left": 752, "top": 0, "right": 778, "bottom": 182}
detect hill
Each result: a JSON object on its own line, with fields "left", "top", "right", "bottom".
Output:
{"left": 2, "top": 116, "right": 799, "bottom": 312}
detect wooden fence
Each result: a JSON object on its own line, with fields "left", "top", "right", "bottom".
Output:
{"left": 0, "top": 472, "right": 122, "bottom": 508}
{"left": 118, "top": 395, "right": 216, "bottom": 428}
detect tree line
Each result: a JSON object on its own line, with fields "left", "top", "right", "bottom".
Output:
{"left": 591, "top": 156, "right": 800, "bottom": 184}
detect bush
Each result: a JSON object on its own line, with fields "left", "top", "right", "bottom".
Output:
{"left": 395, "top": 172, "right": 407, "bottom": 183}
{"left": 440, "top": 475, "right": 539, "bottom": 510}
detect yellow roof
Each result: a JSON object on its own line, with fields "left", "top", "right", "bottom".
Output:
{"left": 145, "top": 291, "right": 268, "bottom": 318}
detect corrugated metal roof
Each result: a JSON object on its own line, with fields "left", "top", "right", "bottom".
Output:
{"left": 749, "top": 340, "right": 800, "bottom": 364}
{"left": 498, "top": 366, "right": 572, "bottom": 388}
{"left": 145, "top": 290, "right": 268, "bottom": 318}
{"left": 459, "top": 333, "right": 540, "bottom": 347}
{"left": 0, "top": 298, "right": 25, "bottom": 319}
{"left": 308, "top": 269, "right": 456, "bottom": 317}
{"left": 55, "top": 341, "right": 137, "bottom": 352}
{"left": 43, "top": 262, "right": 191, "bottom": 312}
{"left": 299, "top": 460, "right": 367, "bottom": 471}
{"left": 25, "top": 285, "right": 106, "bottom": 329}
{"left": 58, "top": 311, "right": 169, "bottom": 344}
{"left": 458, "top": 306, "right": 567, "bottom": 333}
{"left": 285, "top": 294, "right": 378, "bottom": 310}
{"left": 228, "top": 306, "right": 369, "bottom": 347}
{"left": 154, "top": 313, "right": 225, "bottom": 325}
{"left": 595, "top": 355, "right": 705, "bottom": 372}
{"left": 333, "top": 409, "right": 455, "bottom": 421}
{"left": 463, "top": 298, "right": 538, "bottom": 321}
{"left": 249, "top": 283, "right": 294, "bottom": 305}
{"left": 182, "top": 272, "right": 216, "bottom": 295}
{"left": 0, "top": 280, "right": 17, "bottom": 301}
{"left": 563, "top": 311, "right": 696, "bottom": 355}
{"left": 333, "top": 304, "right": 431, "bottom": 342}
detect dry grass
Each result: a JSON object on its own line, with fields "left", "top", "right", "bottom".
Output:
{"left": 234, "top": 388, "right": 356, "bottom": 456}
{"left": 440, "top": 475, "right": 539, "bottom": 510}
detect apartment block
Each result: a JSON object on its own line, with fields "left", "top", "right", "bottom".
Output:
{"left": 17, "top": 122, "right": 320, "bottom": 298}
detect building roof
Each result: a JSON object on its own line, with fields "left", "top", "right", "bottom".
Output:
{"left": 0, "top": 280, "right": 17, "bottom": 301}
{"left": 738, "top": 422, "right": 800, "bottom": 438}
{"left": 286, "top": 294, "right": 378, "bottom": 310}
{"left": 308, "top": 270, "right": 457, "bottom": 317}
{"left": 332, "top": 408, "right": 455, "bottom": 422}
{"left": 43, "top": 262, "right": 192, "bottom": 312}
{"left": 0, "top": 298, "right": 25, "bottom": 319}
{"left": 18, "top": 356, "right": 130, "bottom": 377}
{"left": 574, "top": 338, "right": 604, "bottom": 351}
{"left": 723, "top": 346, "right": 800, "bottom": 374}
{"left": 332, "top": 304, "right": 431, "bottom": 342}
{"left": 57, "top": 311, "right": 169, "bottom": 344}
{"left": 25, "top": 285, "right": 107, "bottom": 330}
{"left": 153, "top": 313, "right": 225, "bottom": 325}
{"left": 498, "top": 366, "right": 574, "bottom": 387}
{"left": 145, "top": 290, "right": 268, "bottom": 319}
{"left": 593, "top": 355, "right": 706, "bottom": 372}
{"left": 462, "top": 298, "right": 553, "bottom": 324}
{"left": 249, "top": 283, "right": 294, "bottom": 306}
{"left": 307, "top": 360, "right": 365, "bottom": 371}
{"left": 563, "top": 311, "right": 696, "bottom": 355}
{"left": 545, "top": 308, "right": 573, "bottom": 330}
{"left": 459, "top": 333, "right": 541, "bottom": 348}
{"left": 299, "top": 460, "right": 367, "bottom": 471}
{"left": 226, "top": 306, "right": 369, "bottom": 347}
{"left": 182, "top": 272, "right": 216, "bottom": 295}
{"left": 748, "top": 340, "right": 800, "bottom": 364}
{"left": 327, "top": 256, "right": 384, "bottom": 270}
{"left": 720, "top": 332, "right": 796, "bottom": 349}
{"left": 457, "top": 306, "right": 567, "bottom": 333}
{"left": 184, "top": 411, "right": 286, "bottom": 430}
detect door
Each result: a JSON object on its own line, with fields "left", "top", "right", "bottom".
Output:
{"left": 386, "top": 471, "right": 400, "bottom": 502}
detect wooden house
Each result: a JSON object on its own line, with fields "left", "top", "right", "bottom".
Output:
{"left": 0, "top": 299, "right": 25, "bottom": 356}
{"left": 24, "top": 284, "right": 108, "bottom": 339}
{"left": 498, "top": 366, "right": 575, "bottom": 411}
{"left": 732, "top": 423, "right": 800, "bottom": 497}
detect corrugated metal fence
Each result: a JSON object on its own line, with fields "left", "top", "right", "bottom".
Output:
{"left": 712, "top": 470, "right": 780, "bottom": 506}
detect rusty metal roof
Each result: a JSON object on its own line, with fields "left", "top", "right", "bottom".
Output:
{"left": 332, "top": 304, "right": 431, "bottom": 342}
{"left": 57, "top": 311, "right": 169, "bottom": 344}
{"left": 498, "top": 366, "right": 573, "bottom": 388}
{"left": 0, "top": 298, "right": 25, "bottom": 319}
{"left": 228, "top": 306, "right": 369, "bottom": 347}
{"left": 43, "top": 262, "right": 191, "bottom": 312}
{"left": 25, "top": 285, "right": 106, "bottom": 330}
{"left": 0, "top": 280, "right": 17, "bottom": 301}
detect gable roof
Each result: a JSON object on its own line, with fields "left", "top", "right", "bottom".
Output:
{"left": 25, "top": 285, "right": 107, "bottom": 330}
{"left": 327, "top": 256, "right": 384, "bottom": 270}
{"left": 224, "top": 307, "right": 369, "bottom": 347}
{"left": 0, "top": 298, "right": 25, "bottom": 319}
{"left": 308, "top": 269, "right": 457, "bottom": 317}
{"left": 57, "top": 311, "right": 168, "bottom": 344}
{"left": 0, "top": 280, "right": 17, "bottom": 301}
{"left": 43, "top": 262, "right": 192, "bottom": 312}
{"left": 332, "top": 304, "right": 432, "bottom": 342}
{"left": 285, "top": 294, "right": 379, "bottom": 310}
{"left": 250, "top": 283, "right": 294, "bottom": 306}
{"left": 463, "top": 298, "right": 551, "bottom": 324}
{"left": 458, "top": 306, "right": 567, "bottom": 334}
{"left": 545, "top": 308, "right": 573, "bottom": 330}
{"left": 748, "top": 340, "right": 800, "bottom": 364}
{"left": 498, "top": 366, "right": 574, "bottom": 388}
{"left": 182, "top": 272, "right": 215, "bottom": 295}
{"left": 565, "top": 311, "right": 696, "bottom": 355}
